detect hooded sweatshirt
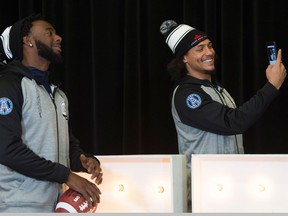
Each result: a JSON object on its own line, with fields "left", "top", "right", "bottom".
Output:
{"left": 171, "top": 75, "right": 279, "bottom": 167}
{"left": 0, "top": 60, "right": 88, "bottom": 212}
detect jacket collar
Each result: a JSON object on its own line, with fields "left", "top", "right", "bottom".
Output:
{"left": 0, "top": 59, "right": 61, "bottom": 87}
{"left": 176, "top": 74, "right": 212, "bottom": 86}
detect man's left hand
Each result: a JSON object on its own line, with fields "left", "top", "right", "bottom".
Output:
{"left": 80, "top": 154, "right": 103, "bottom": 185}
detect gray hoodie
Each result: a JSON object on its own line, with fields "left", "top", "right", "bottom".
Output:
{"left": 0, "top": 60, "right": 88, "bottom": 212}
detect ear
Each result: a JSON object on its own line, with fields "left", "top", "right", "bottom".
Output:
{"left": 23, "top": 36, "right": 32, "bottom": 47}
{"left": 182, "top": 56, "right": 188, "bottom": 63}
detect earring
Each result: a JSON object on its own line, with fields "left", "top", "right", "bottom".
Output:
{"left": 29, "top": 43, "right": 33, "bottom": 47}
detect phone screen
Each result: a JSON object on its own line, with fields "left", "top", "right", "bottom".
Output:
{"left": 267, "top": 41, "right": 277, "bottom": 65}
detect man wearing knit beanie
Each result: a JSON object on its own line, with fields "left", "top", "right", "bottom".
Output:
{"left": 0, "top": 18, "right": 25, "bottom": 62}
{"left": 160, "top": 20, "right": 287, "bottom": 212}
{"left": 0, "top": 14, "right": 103, "bottom": 212}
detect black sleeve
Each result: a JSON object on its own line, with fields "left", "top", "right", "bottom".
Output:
{"left": 69, "top": 131, "right": 86, "bottom": 172}
{"left": 69, "top": 123, "right": 100, "bottom": 172}
{"left": 0, "top": 73, "right": 70, "bottom": 184}
{"left": 174, "top": 82, "right": 279, "bottom": 135}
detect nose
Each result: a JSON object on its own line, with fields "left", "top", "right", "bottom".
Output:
{"left": 55, "top": 34, "right": 62, "bottom": 43}
{"left": 204, "top": 46, "right": 214, "bottom": 55}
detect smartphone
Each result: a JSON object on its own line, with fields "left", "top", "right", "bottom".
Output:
{"left": 266, "top": 41, "right": 277, "bottom": 65}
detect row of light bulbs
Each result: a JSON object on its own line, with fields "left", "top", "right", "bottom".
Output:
{"left": 113, "top": 183, "right": 266, "bottom": 193}
{"left": 216, "top": 184, "right": 266, "bottom": 192}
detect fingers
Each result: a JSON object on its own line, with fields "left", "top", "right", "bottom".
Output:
{"left": 81, "top": 155, "right": 100, "bottom": 173}
{"left": 86, "top": 159, "right": 98, "bottom": 173}
{"left": 273, "top": 49, "right": 285, "bottom": 72}
{"left": 90, "top": 167, "right": 101, "bottom": 179}
{"left": 82, "top": 157, "right": 103, "bottom": 185}
{"left": 266, "top": 48, "right": 287, "bottom": 90}
{"left": 77, "top": 155, "right": 104, "bottom": 203}
{"left": 82, "top": 181, "right": 101, "bottom": 206}
{"left": 92, "top": 171, "right": 103, "bottom": 185}
{"left": 277, "top": 49, "right": 286, "bottom": 74}
{"left": 65, "top": 172, "right": 102, "bottom": 207}
{"left": 80, "top": 154, "right": 89, "bottom": 164}
{"left": 276, "top": 49, "right": 282, "bottom": 65}
{"left": 277, "top": 49, "right": 282, "bottom": 63}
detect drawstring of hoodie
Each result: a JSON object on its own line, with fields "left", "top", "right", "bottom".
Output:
{"left": 32, "top": 79, "right": 42, "bottom": 118}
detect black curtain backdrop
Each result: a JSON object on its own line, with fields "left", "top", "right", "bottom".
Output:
{"left": 1, "top": 0, "right": 288, "bottom": 156}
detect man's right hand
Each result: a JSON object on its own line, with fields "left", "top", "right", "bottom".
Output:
{"left": 65, "top": 172, "right": 101, "bottom": 207}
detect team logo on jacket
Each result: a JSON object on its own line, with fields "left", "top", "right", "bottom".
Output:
{"left": 0, "top": 97, "right": 13, "bottom": 115}
{"left": 186, "top": 94, "right": 201, "bottom": 109}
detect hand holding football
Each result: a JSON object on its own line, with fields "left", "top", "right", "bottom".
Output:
{"left": 55, "top": 188, "right": 97, "bottom": 213}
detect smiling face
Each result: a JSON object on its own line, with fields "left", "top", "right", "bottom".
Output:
{"left": 183, "top": 39, "right": 215, "bottom": 80}
{"left": 29, "top": 20, "right": 63, "bottom": 63}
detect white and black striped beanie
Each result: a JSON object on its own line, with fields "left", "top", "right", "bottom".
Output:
{"left": 0, "top": 18, "right": 25, "bottom": 61}
{"left": 160, "top": 20, "right": 209, "bottom": 58}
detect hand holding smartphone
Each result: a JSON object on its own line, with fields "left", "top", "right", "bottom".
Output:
{"left": 266, "top": 41, "right": 277, "bottom": 65}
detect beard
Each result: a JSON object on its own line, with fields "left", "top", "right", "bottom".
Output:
{"left": 35, "top": 40, "right": 63, "bottom": 64}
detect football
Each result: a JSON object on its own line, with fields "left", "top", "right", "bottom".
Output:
{"left": 55, "top": 188, "right": 97, "bottom": 213}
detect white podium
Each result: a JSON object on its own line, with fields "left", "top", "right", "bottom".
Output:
{"left": 76, "top": 154, "right": 187, "bottom": 213}
{"left": 191, "top": 154, "right": 288, "bottom": 213}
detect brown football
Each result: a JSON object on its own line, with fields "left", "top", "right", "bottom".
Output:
{"left": 55, "top": 188, "right": 97, "bottom": 213}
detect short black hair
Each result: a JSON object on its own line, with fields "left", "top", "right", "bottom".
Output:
{"left": 21, "top": 13, "right": 47, "bottom": 38}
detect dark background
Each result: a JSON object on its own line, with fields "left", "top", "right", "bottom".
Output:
{"left": 1, "top": 0, "right": 288, "bottom": 156}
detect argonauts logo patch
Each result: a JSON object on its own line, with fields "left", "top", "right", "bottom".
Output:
{"left": 186, "top": 93, "right": 202, "bottom": 109}
{"left": 0, "top": 97, "right": 13, "bottom": 115}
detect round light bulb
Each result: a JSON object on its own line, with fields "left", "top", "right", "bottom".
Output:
{"left": 216, "top": 184, "right": 224, "bottom": 191}
{"left": 157, "top": 186, "right": 165, "bottom": 193}
{"left": 258, "top": 184, "right": 265, "bottom": 192}
{"left": 114, "top": 184, "right": 124, "bottom": 192}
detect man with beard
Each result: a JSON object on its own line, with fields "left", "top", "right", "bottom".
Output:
{"left": 160, "top": 20, "right": 286, "bottom": 211}
{"left": 0, "top": 14, "right": 103, "bottom": 212}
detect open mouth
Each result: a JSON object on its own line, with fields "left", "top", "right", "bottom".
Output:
{"left": 53, "top": 44, "right": 62, "bottom": 52}
{"left": 202, "top": 58, "right": 213, "bottom": 63}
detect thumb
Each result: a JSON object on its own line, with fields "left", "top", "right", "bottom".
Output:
{"left": 80, "top": 154, "right": 88, "bottom": 163}
{"left": 275, "top": 49, "right": 282, "bottom": 65}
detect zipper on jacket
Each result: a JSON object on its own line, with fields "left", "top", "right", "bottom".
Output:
{"left": 50, "top": 86, "right": 60, "bottom": 163}
{"left": 209, "top": 83, "right": 240, "bottom": 154}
